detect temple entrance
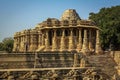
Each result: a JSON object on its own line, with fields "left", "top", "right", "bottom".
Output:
{"left": 48, "top": 30, "right": 53, "bottom": 45}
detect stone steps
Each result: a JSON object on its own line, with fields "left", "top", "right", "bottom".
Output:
{"left": 0, "top": 53, "right": 74, "bottom": 69}
{"left": 87, "top": 54, "right": 117, "bottom": 77}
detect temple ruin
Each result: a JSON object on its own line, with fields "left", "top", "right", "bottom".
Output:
{"left": 0, "top": 9, "right": 119, "bottom": 80}
{"left": 13, "top": 9, "right": 102, "bottom": 55}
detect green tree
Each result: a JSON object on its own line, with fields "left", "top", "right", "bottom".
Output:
{"left": 2, "top": 37, "right": 14, "bottom": 53}
{"left": 0, "top": 42, "right": 4, "bottom": 51}
{"left": 89, "top": 5, "right": 120, "bottom": 50}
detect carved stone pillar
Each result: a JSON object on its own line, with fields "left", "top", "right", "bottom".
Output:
{"left": 73, "top": 53, "right": 78, "bottom": 67}
{"left": 13, "top": 36, "right": 17, "bottom": 52}
{"left": 25, "top": 34, "right": 30, "bottom": 52}
{"left": 29, "top": 30, "right": 38, "bottom": 52}
{"left": 18, "top": 36, "right": 20, "bottom": 52}
{"left": 38, "top": 31, "right": 42, "bottom": 48}
{"left": 29, "top": 31, "right": 33, "bottom": 51}
{"left": 82, "top": 29, "right": 89, "bottom": 54}
{"left": 31, "top": 74, "right": 39, "bottom": 80}
{"left": 7, "top": 75, "right": 14, "bottom": 80}
{"left": 95, "top": 30, "right": 103, "bottom": 54}
{"left": 7, "top": 71, "right": 14, "bottom": 80}
{"left": 19, "top": 36, "right": 21, "bottom": 52}
{"left": 69, "top": 29, "right": 75, "bottom": 51}
{"left": 73, "top": 70, "right": 78, "bottom": 80}
{"left": 16, "top": 37, "right": 19, "bottom": 52}
{"left": 52, "top": 29, "right": 57, "bottom": 51}
{"left": 89, "top": 30, "right": 94, "bottom": 52}
{"left": 30, "top": 34, "right": 34, "bottom": 52}
{"left": 60, "top": 29, "right": 66, "bottom": 51}
{"left": 34, "top": 34, "right": 38, "bottom": 52}
{"left": 23, "top": 35, "right": 27, "bottom": 52}
{"left": 45, "top": 30, "right": 50, "bottom": 51}
{"left": 80, "top": 58, "right": 87, "bottom": 67}
{"left": 77, "top": 29, "right": 82, "bottom": 52}
{"left": 24, "top": 30, "right": 31, "bottom": 52}
{"left": 20, "top": 36, "right": 24, "bottom": 52}
{"left": 42, "top": 33, "right": 45, "bottom": 46}
{"left": 23, "top": 35, "right": 26, "bottom": 52}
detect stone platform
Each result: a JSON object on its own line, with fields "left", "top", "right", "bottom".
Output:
{"left": 0, "top": 52, "right": 119, "bottom": 80}
{"left": 0, "top": 52, "right": 76, "bottom": 69}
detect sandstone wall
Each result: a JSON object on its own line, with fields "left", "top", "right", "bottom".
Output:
{"left": 0, "top": 53, "right": 74, "bottom": 69}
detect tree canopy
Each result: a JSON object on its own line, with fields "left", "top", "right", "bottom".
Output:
{"left": 0, "top": 37, "right": 14, "bottom": 53}
{"left": 0, "top": 42, "right": 4, "bottom": 51}
{"left": 89, "top": 5, "right": 120, "bottom": 50}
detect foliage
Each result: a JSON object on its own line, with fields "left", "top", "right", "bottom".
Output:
{"left": 0, "top": 42, "right": 4, "bottom": 51}
{"left": 2, "top": 37, "right": 14, "bottom": 53}
{"left": 89, "top": 5, "right": 120, "bottom": 50}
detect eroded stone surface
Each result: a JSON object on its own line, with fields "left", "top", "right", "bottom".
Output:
{"left": 13, "top": 9, "right": 102, "bottom": 55}
{"left": 1, "top": 9, "right": 118, "bottom": 80}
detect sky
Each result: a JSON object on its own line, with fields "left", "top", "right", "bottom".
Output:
{"left": 0, "top": 0, "right": 120, "bottom": 42}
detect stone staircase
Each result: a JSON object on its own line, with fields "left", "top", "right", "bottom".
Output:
{"left": 35, "top": 53, "right": 74, "bottom": 68}
{"left": 87, "top": 53, "right": 117, "bottom": 77}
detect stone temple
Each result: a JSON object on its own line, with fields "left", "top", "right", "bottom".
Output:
{"left": 13, "top": 9, "right": 102, "bottom": 55}
{"left": 0, "top": 9, "right": 119, "bottom": 80}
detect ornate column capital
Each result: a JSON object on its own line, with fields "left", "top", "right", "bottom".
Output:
{"left": 62, "top": 29, "right": 65, "bottom": 37}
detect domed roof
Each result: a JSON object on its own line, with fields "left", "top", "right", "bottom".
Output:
{"left": 60, "top": 9, "right": 81, "bottom": 21}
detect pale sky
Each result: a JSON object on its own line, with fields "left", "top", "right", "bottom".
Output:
{"left": 0, "top": 0, "right": 120, "bottom": 42}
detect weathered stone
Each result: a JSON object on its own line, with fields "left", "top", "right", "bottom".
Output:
{"left": 13, "top": 9, "right": 102, "bottom": 55}
{"left": 95, "top": 30, "right": 103, "bottom": 54}
{"left": 6, "top": 9, "right": 118, "bottom": 80}
{"left": 82, "top": 29, "right": 90, "bottom": 55}
{"left": 60, "top": 9, "right": 81, "bottom": 21}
